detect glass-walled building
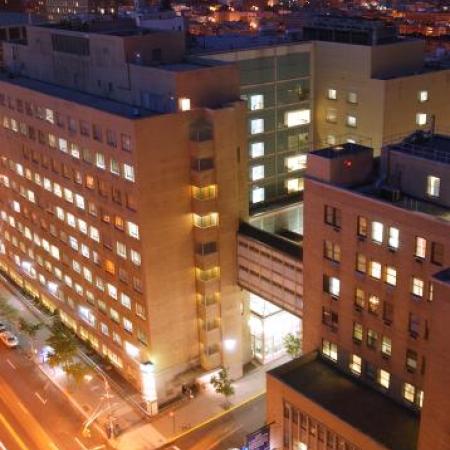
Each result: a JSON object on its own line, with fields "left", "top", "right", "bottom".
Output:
{"left": 197, "top": 42, "right": 312, "bottom": 211}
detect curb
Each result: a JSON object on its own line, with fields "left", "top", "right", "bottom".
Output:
{"left": 157, "top": 390, "right": 265, "bottom": 448}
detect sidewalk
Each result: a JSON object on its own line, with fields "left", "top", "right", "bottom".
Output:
{"left": 0, "top": 275, "right": 283, "bottom": 450}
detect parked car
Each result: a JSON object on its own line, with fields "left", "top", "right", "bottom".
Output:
{"left": 0, "top": 331, "right": 18, "bottom": 348}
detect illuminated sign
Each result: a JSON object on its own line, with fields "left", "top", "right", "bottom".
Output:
{"left": 247, "top": 424, "right": 270, "bottom": 450}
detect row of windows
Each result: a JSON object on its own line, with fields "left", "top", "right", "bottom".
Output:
{"left": 324, "top": 206, "right": 445, "bottom": 265}
{"left": 322, "top": 340, "right": 424, "bottom": 408}
{"left": 283, "top": 402, "right": 359, "bottom": 450}
{"left": 1, "top": 169, "right": 140, "bottom": 241}
{"left": 326, "top": 88, "right": 429, "bottom": 104}
{"left": 249, "top": 109, "right": 311, "bottom": 136}
{"left": 250, "top": 154, "right": 307, "bottom": 182}
{"left": 3, "top": 248, "right": 147, "bottom": 346}
{"left": 0, "top": 97, "right": 133, "bottom": 152}
{"left": 2, "top": 116, "right": 136, "bottom": 183}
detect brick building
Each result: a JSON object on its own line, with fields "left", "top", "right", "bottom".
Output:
{"left": 267, "top": 132, "right": 450, "bottom": 449}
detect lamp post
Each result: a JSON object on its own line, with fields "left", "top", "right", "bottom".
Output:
{"left": 169, "top": 411, "right": 176, "bottom": 434}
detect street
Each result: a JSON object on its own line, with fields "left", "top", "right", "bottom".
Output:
{"left": 163, "top": 394, "right": 266, "bottom": 450}
{"left": 0, "top": 338, "right": 109, "bottom": 450}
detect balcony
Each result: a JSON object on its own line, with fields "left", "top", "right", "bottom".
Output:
{"left": 195, "top": 251, "right": 219, "bottom": 270}
{"left": 192, "top": 185, "right": 217, "bottom": 215}
{"left": 191, "top": 168, "right": 216, "bottom": 187}
{"left": 198, "top": 302, "right": 219, "bottom": 321}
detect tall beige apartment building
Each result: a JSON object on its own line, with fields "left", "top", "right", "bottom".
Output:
{"left": 0, "top": 22, "right": 248, "bottom": 411}
{"left": 311, "top": 16, "right": 450, "bottom": 153}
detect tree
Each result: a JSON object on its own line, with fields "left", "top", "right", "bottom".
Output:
{"left": 210, "top": 368, "right": 235, "bottom": 408}
{"left": 0, "top": 297, "right": 18, "bottom": 324}
{"left": 19, "top": 318, "right": 41, "bottom": 357}
{"left": 283, "top": 333, "right": 301, "bottom": 359}
{"left": 45, "top": 315, "right": 90, "bottom": 385}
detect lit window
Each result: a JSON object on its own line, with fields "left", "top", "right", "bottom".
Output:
{"left": 349, "top": 354, "right": 362, "bottom": 375}
{"left": 78, "top": 219, "right": 87, "bottom": 234}
{"left": 193, "top": 213, "right": 218, "bottom": 228}
{"left": 371, "top": 221, "right": 384, "bottom": 244}
{"left": 75, "top": 194, "right": 85, "bottom": 210}
{"left": 403, "top": 383, "right": 415, "bottom": 403}
{"left": 130, "top": 250, "right": 141, "bottom": 266}
{"left": 66, "top": 213, "right": 76, "bottom": 228}
{"left": 353, "top": 322, "right": 363, "bottom": 342}
{"left": 388, "top": 227, "right": 399, "bottom": 249}
{"left": 89, "top": 226, "right": 100, "bottom": 242}
{"left": 64, "top": 188, "right": 73, "bottom": 203}
{"left": 250, "top": 142, "right": 264, "bottom": 158}
{"left": 121, "top": 293, "right": 132, "bottom": 310}
{"left": 427, "top": 176, "right": 440, "bottom": 197}
{"left": 110, "top": 308, "right": 120, "bottom": 323}
{"left": 124, "top": 341, "right": 138, "bottom": 358}
{"left": 252, "top": 187, "right": 264, "bottom": 204}
{"left": 385, "top": 266, "right": 397, "bottom": 286}
{"left": 45, "top": 108, "right": 54, "bottom": 123}
{"left": 285, "top": 154, "right": 307, "bottom": 172}
{"left": 249, "top": 94, "right": 264, "bottom": 111}
{"left": 368, "top": 295, "right": 380, "bottom": 314}
{"left": 416, "top": 113, "right": 427, "bottom": 126}
{"left": 322, "top": 339, "right": 338, "bottom": 361}
{"left": 411, "top": 277, "right": 424, "bottom": 297}
{"left": 100, "top": 323, "right": 109, "bottom": 336}
{"left": 285, "top": 178, "right": 303, "bottom": 193}
{"left": 357, "top": 216, "right": 368, "bottom": 237}
{"left": 110, "top": 159, "right": 120, "bottom": 176}
{"left": 70, "top": 143, "right": 80, "bottom": 159}
{"left": 347, "top": 92, "right": 358, "bottom": 104}
{"left": 58, "top": 138, "right": 68, "bottom": 153}
{"left": 251, "top": 165, "right": 264, "bottom": 181}
{"left": 326, "top": 108, "right": 337, "bottom": 123}
{"left": 123, "top": 318, "right": 133, "bottom": 333}
{"left": 127, "top": 222, "right": 140, "bottom": 240}
{"left": 346, "top": 115, "right": 357, "bottom": 127}
{"left": 378, "top": 369, "right": 390, "bottom": 389}
{"left": 250, "top": 118, "right": 264, "bottom": 135}
{"left": 370, "top": 261, "right": 382, "bottom": 279}
{"left": 123, "top": 164, "right": 135, "bottom": 182}
{"left": 418, "top": 90, "right": 428, "bottom": 103}
{"left": 415, "top": 237, "right": 427, "bottom": 259}
{"left": 285, "top": 109, "right": 310, "bottom": 127}
{"left": 327, "top": 135, "right": 336, "bottom": 145}
{"left": 381, "top": 336, "right": 392, "bottom": 357}
{"left": 326, "top": 276, "right": 340, "bottom": 297}
{"left": 116, "top": 242, "right": 127, "bottom": 259}
{"left": 327, "top": 89, "right": 337, "bottom": 100}
{"left": 107, "top": 283, "right": 117, "bottom": 299}
{"left": 178, "top": 97, "right": 191, "bottom": 111}
{"left": 96, "top": 153, "right": 106, "bottom": 169}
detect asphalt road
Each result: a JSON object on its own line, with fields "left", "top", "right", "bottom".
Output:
{"left": 0, "top": 343, "right": 109, "bottom": 450}
{"left": 163, "top": 394, "right": 266, "bottom": 450}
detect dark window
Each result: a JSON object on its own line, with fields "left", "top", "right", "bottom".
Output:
{"left": 324, "top": 205, "right": 341, "bottom": 228}
{"left": 52, "top": 34, "right": 90, "bottom": 56}
{"left": 409, "top": 313, "right": 420, "bottom": 338}
{"left": 322, "top": 307, "right": 338, "bottom": 332}
{"left": 196, "top": 242, "right": 217, "bottom": 255}
{"left": 431, "top": 242, "right": 444, "bottom": 266}
{"left": 191, "top": 157, "right": 214, "bottom": 171}
{"left": 367, "top": 329, "right": 378, "bottom": 349}
{"left": 406, "top": 349, "right": 418, "bottom": 372}
{"left": 383, "top": 302, "right": 394, "bottom": 324}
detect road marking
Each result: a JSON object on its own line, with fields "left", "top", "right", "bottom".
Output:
{"left": 0, "top": 413, "right": 29, "bottom": 450}
{"left": 48, "top": 444, "right": 61, "bottom": 450}
{"left": 0, "top": 441, "right": 7, "bottom": 450}
{"left": 6, "top": 359, "right": 16, "bottom": 370}
{"left": 74, "top": 437, "right": 88, "bottom": 450}
{"left": 34, "top": 392, "right": 47, "bottom": 405}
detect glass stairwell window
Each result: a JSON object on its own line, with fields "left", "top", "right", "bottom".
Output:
{"left": 193, "top": 213, "right": 219, "bottom": 228}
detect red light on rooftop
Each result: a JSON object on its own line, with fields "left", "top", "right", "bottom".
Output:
{"left": 344, "top": 160, "right": 352, "bottom": 168}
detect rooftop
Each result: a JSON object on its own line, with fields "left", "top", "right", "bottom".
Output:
{"left": 312, "top": 143, "right": 371, "bottom": 159}
{"left": 0, "top": 74, "right": 155, "bottom": 119}
{"left": 387, "top": 131, "right": 450, "bottom": 164}
{"left": 357, "top": 185, "right": 450, "bottom": 222}
{"left": 269, "top": 353, "right": 419, "bottom": 450}
{"left": 0, "top": 13, "right": 44, "bottom": 27}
